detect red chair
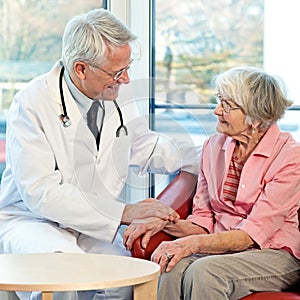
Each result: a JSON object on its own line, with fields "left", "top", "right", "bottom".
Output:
{"left": 131, "top": 171, "right": 300, "bottom": 300}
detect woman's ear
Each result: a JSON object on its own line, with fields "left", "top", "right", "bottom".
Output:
{"left": 250, "top": 120, "right": 262, "bottom": 133}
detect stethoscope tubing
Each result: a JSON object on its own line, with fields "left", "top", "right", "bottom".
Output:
{"left": 113, "top": 100, "right": 128, "bottom": 137}
{"left": 59, "top": 65, "right": 128, "bottom": 137}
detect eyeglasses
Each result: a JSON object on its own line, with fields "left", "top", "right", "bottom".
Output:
{"left": 214, "top": 93, "right": 242, "bottom": 114}
{"left": 91, "top": 59, "right": 133, "bottom": 81}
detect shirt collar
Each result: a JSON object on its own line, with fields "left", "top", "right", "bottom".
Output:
{"left": 64, "top": 69, "right": 103, "bottom": 119}
{"left": 252, "top": 124, "right": 281, "bottom": 157}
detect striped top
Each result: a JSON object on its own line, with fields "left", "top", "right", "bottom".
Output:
{"left": 223, "top": 153, "right": 244, "bottom": 202}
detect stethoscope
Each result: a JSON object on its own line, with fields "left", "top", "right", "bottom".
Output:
{"left": 59, "top": 65, "right": 128, "bottom": 137}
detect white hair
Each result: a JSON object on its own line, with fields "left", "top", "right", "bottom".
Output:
{"left": 62, "top": 8, "right": 137, "bottom": 73}
{"left": 214, "top": 66, "right": 293, "bottom": 129}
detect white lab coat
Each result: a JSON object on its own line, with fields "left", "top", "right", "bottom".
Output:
{"left": 0, "top": 61, "right": 199, "bottom": 249}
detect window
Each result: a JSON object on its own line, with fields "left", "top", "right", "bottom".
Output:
{"left": 153, "top": 0, "right": 266, "bottom": 132}
{"left": 152, "top": 0, "right": 300, "bottom": 195}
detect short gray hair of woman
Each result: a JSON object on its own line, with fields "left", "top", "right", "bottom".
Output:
{"left": 62, "top": 8, "right": 137, "bottom": 74}
{"left": 214, "top": 66, "right": 293, "bottom": 130}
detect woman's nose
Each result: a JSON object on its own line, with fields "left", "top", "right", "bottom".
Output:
{"left": 214, "top": 103, "right": 223, "bottom": 116}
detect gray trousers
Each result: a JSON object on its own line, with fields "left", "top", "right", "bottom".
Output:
{"left": 158, "top": 249, "right": 300, "bottom": 300}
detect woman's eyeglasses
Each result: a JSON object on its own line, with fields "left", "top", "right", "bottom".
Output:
{"left": 214, "top": 93, "right": 242, "bottom": 113}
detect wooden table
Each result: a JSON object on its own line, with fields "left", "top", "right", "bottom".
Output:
{"left": 0, "top": 253, "right": 160, "bottom": 300}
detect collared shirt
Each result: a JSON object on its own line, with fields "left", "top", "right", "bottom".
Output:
{"left": 187, "top": 124, "right": 300, "bottom": 259}
{"left": 64, "top": 69, "right": 104, "bottom": 127}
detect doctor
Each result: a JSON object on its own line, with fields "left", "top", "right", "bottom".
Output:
{"left": 0, "top": 8, "right": 199, "bottom": 300}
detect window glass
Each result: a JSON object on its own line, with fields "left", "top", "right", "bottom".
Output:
{"left": 156, "top": 0, "right": 263, "bottom": 104}
{"left": 0, "top": 0, "right": 102, "bottom": 179}
{"left": 154, "top": 0, "right": 264, "bottom": 157}
{"left": 154, "top": 0, "right": 300, "bottom": 143}
{"left": 153, "top": 0, "right": 300, "bottom": 194}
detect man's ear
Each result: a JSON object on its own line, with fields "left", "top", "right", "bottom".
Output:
{"left": 73, "top": 61, "right": 87, "bottom": 79}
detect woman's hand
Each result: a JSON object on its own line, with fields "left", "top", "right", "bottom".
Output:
{"left": 123, "top": 217, "right": 167, "bottom": 250}
{"left": 151, "top": 230, "right": 255, "bottom": 273}
{"left": 151, "top": 235, "right": 197, "bottom": 273}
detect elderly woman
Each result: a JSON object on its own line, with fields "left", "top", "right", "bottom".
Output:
{"left": 124, "top": 66, "right": 300, "bottom": 299}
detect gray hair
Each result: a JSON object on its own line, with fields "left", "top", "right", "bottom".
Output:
{"left": 62, "top": 8, "right": 137, "bottom": 73}
{"left": 214, "top": 66, "right": 293, "bottom": 129}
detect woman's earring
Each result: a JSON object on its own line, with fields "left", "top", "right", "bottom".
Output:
{"left": 252, "top": 128, "right": 256, "bottom": 134}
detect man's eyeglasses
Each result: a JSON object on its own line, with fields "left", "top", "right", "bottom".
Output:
{"left": 214, "top": 93, "right": 242, "bottom": 114}
{"left": 91, "top": 59, "right": 133, "bottom": 81}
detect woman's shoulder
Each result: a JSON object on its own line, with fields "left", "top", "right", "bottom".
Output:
{"left": 277, "top": 131, "right": 300, "bottom": 162}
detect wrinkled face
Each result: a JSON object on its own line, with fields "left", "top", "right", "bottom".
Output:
{"left": 214, "top": 94, "right": 249, "bottom": 138}
{"left": 72, "top": 44, "right": 132, "bottom": 100}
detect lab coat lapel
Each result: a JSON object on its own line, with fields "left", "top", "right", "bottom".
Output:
{"left": 47, "top": 61, "right": 97, "bottom": 154}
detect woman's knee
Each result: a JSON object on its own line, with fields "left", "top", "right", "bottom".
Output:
{"left": 158, "top": 256, "right": 197, "bottom": 299}
{"left": 182, "top": 256, "right": 233, "bottom": 299}
{"left": 159, "top": 258, "right": 190, "bottom": 285}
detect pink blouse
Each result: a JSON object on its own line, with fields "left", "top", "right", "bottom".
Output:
{"left": 187, "top": 124, "right": 300, "bottom": 259}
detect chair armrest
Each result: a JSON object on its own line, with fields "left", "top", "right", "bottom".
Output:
{"left": 240, "top": 292, "right": 300, "bottom": 300}
{"left": 130, "top": 171, "right": 198, "bottom": 260}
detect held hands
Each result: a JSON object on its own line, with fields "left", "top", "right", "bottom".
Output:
{"left": 121, "top": 198, "right": 179, "bottom": 225}
{"left": 123, "top": 217, "right": 167, "bottom": 250}
{"left": 122, "top": 198, "right": 179, "bottom": 251}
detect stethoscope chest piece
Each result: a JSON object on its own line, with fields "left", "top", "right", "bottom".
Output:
{"left": 60, "top": 114, "right": 71, "bottom": 127}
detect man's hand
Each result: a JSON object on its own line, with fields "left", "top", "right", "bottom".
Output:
{"left": 121, "top": 198, "right": 179, "bottom": 225}
{"left": 123, "top": 217, "right": 167, "bottom": 250}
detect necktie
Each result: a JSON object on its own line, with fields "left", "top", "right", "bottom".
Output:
{"left": 87, "top": 101, "right": 103, "bottom": 149}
